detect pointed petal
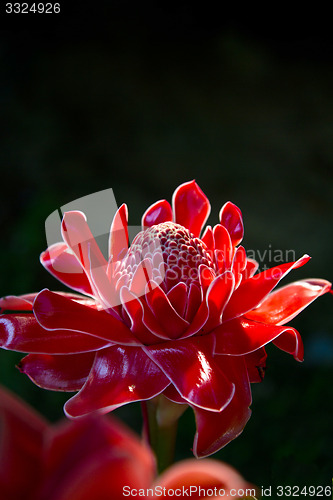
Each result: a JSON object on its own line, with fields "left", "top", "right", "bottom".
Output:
{"left": 167, "top": 282, "right": 188, "bottom": 318}
{"left": 40, "top": 243, "right": 93, "bottom": 296}
{"left": 120, "top": 287, "right": 169, "bottom": 343}
{"left": 19, "top": 352, "right": 95, "bottom": 391}
{"left": 61, "top": 211, "right": 107, "bottom": 295}
{"left": 172, "top": 180, "right": 211, "bottom": 237}
{"left": 130, "top": 258, "right": 154, "bottom": 297}
{"left": 144, "top": 336, "right": 235, "bottom": 412}
{"left": 33, "top": 289, "right": 139, "bottom": 346}
{"left": 203, "top": 271, "right": 235, "bottom": 332}
{"left": 108, "top": 203, "right": 129, "bottom": 261}
{"left": 88, "top": 244, "right": 120, "bottom": 310}
{"left": 273, "top": 328, "right": 304, "bottom": 361}
{"left": 213, "top": 224, "right": 233, "bottom": 272}
{"left": 0, "top": 314, "right": 110, "bottom": 354}
{"left": 145, "top": 283, "right": 189, "bottom": 338}
{"left": 198, "top": 264, "right": 215, "bottom": 298}
{"left": 223, "top": 255, "right": 311, "bottom": 322}
{"left": 64, "top": 345, "right": 169, "bottom": 417}
{"left": 219, "top": 201, "right": 244, "bottom": 246}
{"left": 192, "top": 356, "right": 251, "bottom": 458}
{"left": 185, "top": 283, "right": 201, "bottom": 323}
{"left": 214, "top": 317, "right": 300, "bottom": 356}
{"left": 245, "top": 278, "right": 332, "bottom": 325}
{"left": 142, "top": 199, "right": 173, "bottom": 228}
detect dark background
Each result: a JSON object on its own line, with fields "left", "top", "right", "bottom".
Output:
{"left": 1, "top": 4, "right": 332, "bottom": 493}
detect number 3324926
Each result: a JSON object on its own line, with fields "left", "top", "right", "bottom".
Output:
{"left": 5, "top": 3, "right": 60, "bottom": 13}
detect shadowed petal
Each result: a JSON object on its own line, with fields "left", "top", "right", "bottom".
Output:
{"left": 33, "top": 289, "right": 138, "bottom": 346}
{"left": 172, "top": 180, "right": 211, "bottom": 237}
{"left": 40, "top": 243, "right": 93, "bottom": 296}
{"left": 19, "top": 352, "right": 95, "bottom": 391}
{"left": 142, "top": 199, "right": 173, "bottom": 228}
{"left": 64, "top": 345, "right": 169, "bottom": 417}
{"left": 192, "top": 356, "right": 251, "bottom": 458}
{"left": 144, "top": 336, "right": 235, "bottom": 412}
{"left": 244, "top": 347, "right": 267, "bottom": 383}
{"left": 245, "top": 278, "right": 332, "bottom": 325}
{"left": 214, "top": 317, "right": 300, "bottom": 356}
{"left": 223, "top": 255, "right": 311, "bottom": 322}
{"left": 0, "top": 314, "right": 110, "bottom": 354}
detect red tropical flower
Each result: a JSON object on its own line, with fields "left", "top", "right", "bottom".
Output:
{"left": 0, "top": 181, "right": 331, "bottom": 457}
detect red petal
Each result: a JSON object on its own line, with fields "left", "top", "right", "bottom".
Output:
{"left": 33, "top": 289, "right": 138, "bottom": 346}
{"left": 130, "top": 258, "right": 154, "bottom": 297}
{"left": 0, "top": 314, "right": 110, "bottom": 354}
{"left": 167, "top": 282, "right": 188, "bottom": 318}
{"left": 61, "top": 211, "right": 107, "bottom": 294}
{"left": 88, "top": 245, "right": 120, "bottom": 310}
{"left": 142, "top": 199, "right": 173, "bottom": 228}
{"left": 214, "top": 317, "right": 300, "bottom": 355}
{"left": 144, "top": 336, "right": 235, "bottom": 412}
{"left": 172, "top": 180, "right": 211, "bottom": 237}
{"left": 223, "top": 255, "right": 311, "bottom": 322}
{"left": 219, "top": 202, "right": 244, "bottom": 246}
{"left": 241, "top": 257, "right": 259, "bottom": 280}
{"left": 40, "top": 243, "right": 93, "bottom": 296}
{"left": 273, "top": 328, "right": 304, "bottom": 361}
{"left": 108, "top": 203, "right": 129, "bottom": 261}
{"left": 64, "top": 345, "right": 169, "bottom": 417}
{"left": 145, "top": 283, "right": 189, "bottom": 338}
{"left": 244, "top": 347, "right": 267, "bottom": 383}
{"left": 245, "top": 278, "right": 332, "bottom": 325}
{"left": 19, "top": 352, "right": 95, "bottom": 391}
{"left": 185, "top": 283, "right": 201, "bottom": 323}
{"left": 213, "top": 224, "right": 233, "bottom": 272}
{"left": 192, "top": 356, "right": 251, "bottom": 457}
{"left": 203, "top": 271, "right": 235, "bottom": 332}
{"left": 120, "top": 287, "right": 169, "bottom": 343}
{"left": 0, "top": 294, "right": 36, "bottom": 312}
{"left": 0, "top": 386, "right": 47, "bottom": 499}
{"left": 201, "top": 225, "right": 214, "bottom": 254}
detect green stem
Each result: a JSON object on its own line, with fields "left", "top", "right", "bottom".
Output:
{"left": 141, "top": 397, "right": 180, "bottom": 473}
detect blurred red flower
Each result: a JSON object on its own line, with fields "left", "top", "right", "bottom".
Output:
{"left": 0, "top": 181, "right": 331, "bottom": 456}
{"left": 0, "top": 385, "right": 256, "bottom": 500}
{"left": 0, "top": 386, "right": 155, "bottom": 500}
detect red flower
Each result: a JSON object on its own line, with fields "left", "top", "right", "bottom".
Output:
{"left": 0, "top": 386, "right": 155, "bottom": 500}
{"left": 0, "top": 181, "right": 331, "bottom": 457}
{"left": 0, "top": 385, "right": 255, "bottom": 500}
